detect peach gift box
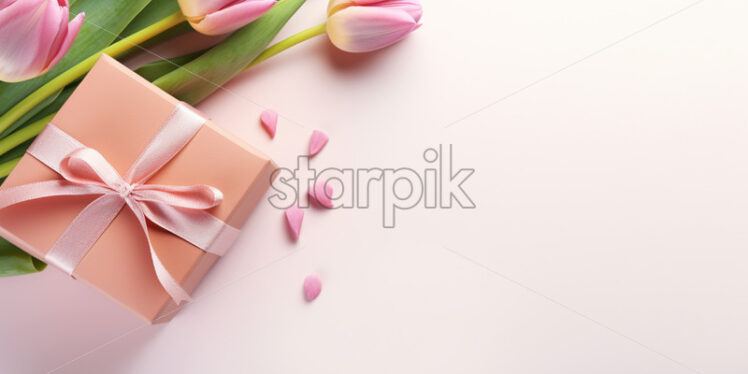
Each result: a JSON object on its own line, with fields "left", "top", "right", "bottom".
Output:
{"left": 0, "top": 55, "right": 276, "bottom": 323}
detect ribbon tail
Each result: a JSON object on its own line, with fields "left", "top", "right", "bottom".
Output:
{"left": 45, "top": 193, "right": 125, "bottom": 275}
{"left": 137, "top": 201, "right": 239, "bottom": 256}
{"left": 125, "top": 199, "right": 192, "bottom": 304}
{"left": 0, "top": 180, "right": 107, "bottom": 210}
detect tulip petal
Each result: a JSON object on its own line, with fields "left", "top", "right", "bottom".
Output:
{"left": 31, "top": 0, "right": 67, "bottom": 74}
{"left": 44, "top": 12, "right": 84, "bottom": 74}
{"left": 0, "top": 0, "right": 20, "bottom": 11}
{"left": 327, "top": 0, "right": 353, "bottom": 16}
{"left": 178, "top": 0, "right": 235, "bottom": 18}
{"left": 0, "top": 0, "right": 50, "bottom": 82}
{"left": 189, "top": 0, "right": 275, "bottom": 36}
{"left": 370, "top": 0, "right": 422, "bottom": 23}
{"left": 329, "top": 0, "right": 422, "bottom": 23}
{"left": 0, "top": 0, "right": 71, "bottom": 80}
{"left": 326, "top": 6, "right": 418, "bottom": 53}
{"left": 45, "top": 3, "right": 72, "bottom": 66}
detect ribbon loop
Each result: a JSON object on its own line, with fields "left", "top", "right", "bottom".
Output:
{"left": 132, "top": 184, "right": 223, "bottom": 210}
{"left": 59, "top": 147, "right": 130, "bottom": 193}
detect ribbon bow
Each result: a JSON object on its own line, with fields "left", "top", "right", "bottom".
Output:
{"left": 0, "top": 104, "right": 239, "bottom": 303}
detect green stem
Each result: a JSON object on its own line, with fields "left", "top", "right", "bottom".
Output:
{"left": 245, "top": 22, "right": 327, "bottom": 69}
{"left": 0, "top": 114, "right": 54, "bottom": 157}
{"left": 0, "top": 11, "right": 187, "bottom": 135}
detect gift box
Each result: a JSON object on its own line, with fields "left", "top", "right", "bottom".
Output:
{"left": 0, "top": 55, "right": 277, "bottom": 323}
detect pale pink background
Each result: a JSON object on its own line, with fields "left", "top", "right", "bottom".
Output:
{"left": 2, "top": 0, "right": 748, "bottom": 373}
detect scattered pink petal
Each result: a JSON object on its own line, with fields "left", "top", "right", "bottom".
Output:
{"left": 308, "top": 180, "right": 334, "bottom": 208}
{"left": 303, "top": 274, "right": 322, "bottom": 301}
{"left": 260, "top": 109, "right": 277, "bottom": 138}
{"left": 308, "top": 130, "right": 329, "bottom": 157}
{"left": 284, "top": 206, "right": 304, "bottom": 241}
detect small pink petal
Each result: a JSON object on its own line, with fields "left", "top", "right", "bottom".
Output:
{"left": 308, "top": 180, "right": 334, "bottom": 209}
{"left": 303, "top": 274, "right": 322, "bottom": 301}
{"left": 284, "top": 206, "right": 304, "bottom": 241}
{"left": 260, "top": 109, "right": 277, "bottom": 138}
{"left": 308, "top": 130, "right": 329, "bottom": 157}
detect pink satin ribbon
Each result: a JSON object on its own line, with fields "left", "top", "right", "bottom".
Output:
{"left": 0, "top": 104, "right": 239, "bottom": 304}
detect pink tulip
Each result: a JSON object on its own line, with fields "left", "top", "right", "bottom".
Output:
{"left": 178, "top": 0, "right": 276, "bottom": 36}
{"left": 326, "top": 0, "right": 422, "bottom": 53}
{"left": 0, "top": 0, "right": 84, "bottom": 83}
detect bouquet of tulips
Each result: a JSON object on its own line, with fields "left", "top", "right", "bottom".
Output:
{"left": 0, "top": 0, "right": 422, "bottom": 276}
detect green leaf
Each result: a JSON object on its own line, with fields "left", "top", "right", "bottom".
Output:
{"left": 134, "top": 51, "right": 205, "bottom": 81}
{"left": 0, "top": 0, "right": 154, "bottom": 115}
{"left": 0, "top": 89, "right": 61, "bottom": 139}
{"left": 0, "top": 236, "right": 46, "bottom": 277}
{"left": 153, "top": 0, "right": 307, "bottom": 105}
{"left": 25, "top": 86, "right": 78, "bottom": 123}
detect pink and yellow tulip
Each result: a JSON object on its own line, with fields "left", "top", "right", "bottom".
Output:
{"left": 326, "top": 0, "right": 422, "bottom": 53}
{"left": 177, "top": 0, "right": 276, "bottom": 36}
{"left": 0, "top": 0, "right": 85, "bottom": 83}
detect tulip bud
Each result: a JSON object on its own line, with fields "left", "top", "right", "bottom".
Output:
{"left": 326, "top": 0, "right": 422, "bottom": 53}
{"left": 0, "top": 0, "right": 84, "bottom": 83}
{"left": 178, "top": 0, "right": 276, "bottom": 36}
